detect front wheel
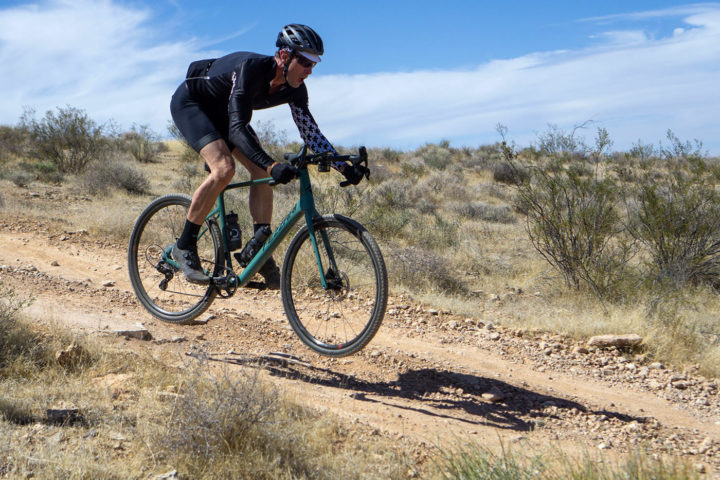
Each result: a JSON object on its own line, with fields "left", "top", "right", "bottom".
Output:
{"left": 127, "top": 194, "right": 224, "bottom": 324}
{"left": 281, "top": 215, "right": 388, "bottom": 356}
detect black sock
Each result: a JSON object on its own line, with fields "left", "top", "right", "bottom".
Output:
{"left": 253, "top": 223, "right": 270, "bottom": 235}
{"left": 177, "top": 220, "right": 201, "bottom": 250}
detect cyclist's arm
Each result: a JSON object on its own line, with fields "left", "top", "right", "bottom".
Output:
{"left": 289, "top": 96, "right": 348, "bottom": 172}
{"left": 227, "top": 67, "right": 276, "bottom": 172}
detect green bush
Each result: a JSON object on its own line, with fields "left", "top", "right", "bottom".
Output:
{"left": 21, "top": 106, "right": 108, "bottom": 173}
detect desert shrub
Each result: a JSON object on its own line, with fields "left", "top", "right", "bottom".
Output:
{"left": 406, "top": 214, "right": 461, "bottom": 251}
{"left": 168, "top": 121, "right": 201, "bottom": 164}
{"left": 512, "top": 130, "right": 633, "bottom": 299}
{"left": 156, "top": 364, "right": 276, "bottom": 460}
{"left": 536, "top": 123, "right": 589, "bottom": 159}
{"left": 0, "top": 125, "right": 29, "bottom": 160}
{"left": 492, "top": 161, "right": 528, "bottom": 185}
{"left": 451, "top": 201, "right": 516, "bottom": 224}
{"left": 121, "top": 124, "right": 162, "bottom": 163}
{"left": 16, "top": 160, "right": 64, "bottom": 184}
{"left": 387, "top": 246, "right": 466, "bottom": 294}
{"left": 174, "top": 161, "right": 202, "bottom": 193}
{"left": 421, "top": 170, "right": 465, "bottom": 199}
{"left": 366, "top": 159, "right": 392, "bottom": 184}
{"left": 400, "top": 156, "right": 427, "bottom": 176}
{"left": 9, "top": 170, "right": 33, "bottom": 188}
{"left": 416, "top": 142, "right": 453, "bottom": 170}
{"left": 21, "top": 106, "right": 108, "bottom": 173}
{"left": 0, "top": 284, "right": 34, "bottom": 373}
{"left": 254, "top": 120, "right": 290, "bottom": 161}
{"left": 80, "top": 159, "right": 150, "bottom": 196}
{"left": 625, "top": 132, "right": 720, "bottom": 288}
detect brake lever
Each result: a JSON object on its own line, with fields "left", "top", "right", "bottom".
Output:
{"left": 359, "top": 146, "right": 369, "bottom": 179}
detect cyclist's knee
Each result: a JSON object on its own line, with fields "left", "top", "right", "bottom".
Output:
{"left": 213, "top": 161, "right": 235, "bottom": 184}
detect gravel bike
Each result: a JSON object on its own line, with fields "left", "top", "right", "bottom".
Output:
{"left": 127, "top": 146, "right": 388, "bottom": 357}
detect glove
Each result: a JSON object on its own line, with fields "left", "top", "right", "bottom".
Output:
{"left": 340, "top": 163, "right": 369, "bottom": 187}
{"left": 270, "top": 163, "right": 298, "bottom": 184}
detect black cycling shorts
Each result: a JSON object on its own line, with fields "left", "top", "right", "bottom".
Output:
{"left": 170, "top": 82, "right": 236, "bottom": 153}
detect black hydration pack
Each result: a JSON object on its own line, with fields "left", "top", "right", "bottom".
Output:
{"left": 185, "top": 58, "right": 216, "bottom": 80}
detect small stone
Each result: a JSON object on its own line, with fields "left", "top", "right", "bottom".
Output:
{"left": 112, "top": 324, "right": 152, "bottom": 341}
{"left": 481, "top": 389, "right": 504, "bottom": 403}
{"left": 598, "top": 442, "right": 611, "bottom": 450}
{"left": 55, "top": 342, "right": 84, "bottom": 367}
{"left": 370, "top": 350, "right": 382, "bottom": 357}
{"left": 694, "top": 464, "right": 706, "bottom": 474}
{"left": 649, "top": 362, "right": 665, "bottom": 370}
{"left": 698, "top": 437, "right": 714, "bottom": 454}
{"left": 50, "top": 260, "right": 60, "bottom": 267}
{"left": 448, "top": 320, "right": 458, "bottom": 329}
{"left": 671, "top": 380, "right": 689, "bottom": 390}
{"left": 588, "top": 334, "right": 642, "bottom": 348}
{"left": 46, "top": 407, "right": 81, "bottom": 423}
{"left": 191, "top": 314, "right": 214, "bottom": 325}
{"left": 101, "top": 280, "right": 115, "bottom": 287}
{"left": 573, "top": 346, "right": 589, "bottom": 354}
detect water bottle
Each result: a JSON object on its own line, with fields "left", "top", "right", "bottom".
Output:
{"left": 236, "top": 225, "right": 271, "bottom": 267}
{"left": 225, "top": 212, "right": 243, "bottom": 251}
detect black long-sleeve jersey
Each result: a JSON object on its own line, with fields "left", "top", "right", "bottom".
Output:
{"left": 184, "top": 51, "right": 337, "bottom": 170}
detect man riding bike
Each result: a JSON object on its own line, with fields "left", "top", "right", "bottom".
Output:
{"left": 169, "top": 23, "right": 368, "bottom": 287}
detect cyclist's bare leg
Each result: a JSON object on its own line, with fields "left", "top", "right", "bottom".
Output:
{"left": 187, "top": 139, "right": 236, "bottom": 224}
{"left": 234, "top": 150, "right": 273, "bottom": 224}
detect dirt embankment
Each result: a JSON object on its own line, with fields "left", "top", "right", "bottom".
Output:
{"left": 1, "top": 218, "right": 719, "bottom": 475}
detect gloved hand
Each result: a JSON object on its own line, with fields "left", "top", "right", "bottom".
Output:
{"left": 270, "top": 163, "right": 299, "bottom": 184}
{"left": 340, "top": 163, "right": 369, "bottom": 187}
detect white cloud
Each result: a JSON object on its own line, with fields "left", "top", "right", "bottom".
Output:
{"left": 0, "top": 0, "right": 211, "bottom": 132}
{"left": 258, "top": 5, "right": 720, "bottom": 153}
{"left": 1, "top": 1, "right": 719, "bottom": 153}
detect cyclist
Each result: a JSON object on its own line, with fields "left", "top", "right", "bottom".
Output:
{"left": 170, "top": 23, "right": 368, "bottom": 287}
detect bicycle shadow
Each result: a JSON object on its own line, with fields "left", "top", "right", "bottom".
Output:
{"left": 196, "top": 351, "right": 646, "bottom": 433}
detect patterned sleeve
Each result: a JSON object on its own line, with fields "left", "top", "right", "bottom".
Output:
{"left": 290, "top": 103, "right": 339, "bottom": 157}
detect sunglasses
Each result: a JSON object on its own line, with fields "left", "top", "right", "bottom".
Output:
{"left": 294, "top": 55, "right": 317, "bottom": 69}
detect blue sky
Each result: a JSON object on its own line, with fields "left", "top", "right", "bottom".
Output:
{"left": 1, "top": 0, "right": 719, "bottom": 153}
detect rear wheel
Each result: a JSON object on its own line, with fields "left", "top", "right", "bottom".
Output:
{"left": 281, "top": 215, "right": 388, "bottom": 356}
{"left": 127, "top": 194, "right": 224, "bottom": 324}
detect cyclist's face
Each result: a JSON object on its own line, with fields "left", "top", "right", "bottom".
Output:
{"left": 286, "top": 55, "right": 314, "bottom": 88}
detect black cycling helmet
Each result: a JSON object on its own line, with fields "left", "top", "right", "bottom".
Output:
{"left": 276, "top": 24, "right": 324, "bottom": 57}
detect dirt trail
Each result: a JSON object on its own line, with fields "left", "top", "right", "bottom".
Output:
{"left": 1, "top": 221, "right": 719, "bottom": 474}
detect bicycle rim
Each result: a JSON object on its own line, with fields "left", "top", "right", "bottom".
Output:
{"left": 282, "top": 215, "right": 388, "bottom": 356}
{"left": 128, "top": 194, "right": 222, "bottom": 324}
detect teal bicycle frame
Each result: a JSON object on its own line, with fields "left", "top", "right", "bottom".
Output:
{"left": 166, "top": 160, "right": 335, "bottom": 291}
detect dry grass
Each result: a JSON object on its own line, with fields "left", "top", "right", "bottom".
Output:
{"left": 0, "top": 288, "right": 412, "bottom": 479}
